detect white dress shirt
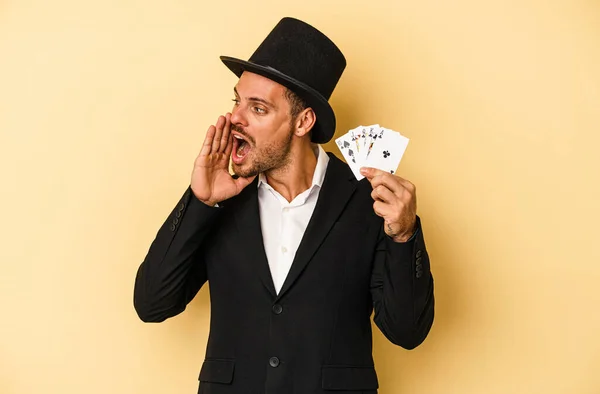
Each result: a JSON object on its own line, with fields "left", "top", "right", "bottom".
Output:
{"left": 257, "top": 145, "right": 329, "bottom": 294}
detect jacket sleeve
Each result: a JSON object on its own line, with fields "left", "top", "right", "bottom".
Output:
{"left": 133, "top": 186, "right": 221, "bottom": 323}
{"left": 370, "top": 216, "right": 435, "bottom": 349}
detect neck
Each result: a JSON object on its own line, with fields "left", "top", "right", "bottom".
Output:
{"left": 263, "top": 140, "right": 319, "bottom": 203}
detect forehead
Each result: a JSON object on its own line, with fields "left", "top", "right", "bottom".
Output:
{"left": 235, "top": 71, "right": 287, "bottom": 100}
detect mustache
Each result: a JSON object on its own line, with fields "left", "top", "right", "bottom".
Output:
{"left": 231, "top": 124, "right": 254, "bottom": 144}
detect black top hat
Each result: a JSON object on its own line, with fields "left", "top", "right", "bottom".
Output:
{"left": 220, "top": 17, "right": 346, "bottom": 144}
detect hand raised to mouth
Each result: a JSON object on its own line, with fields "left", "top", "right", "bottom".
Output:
{"left": 191, "top": 113, "right": 256, "bottom": 207}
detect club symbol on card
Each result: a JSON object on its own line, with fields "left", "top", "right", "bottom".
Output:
{"left": 383, "top": 150, "right": 391, "bottom": 158}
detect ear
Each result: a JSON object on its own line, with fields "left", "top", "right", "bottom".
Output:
{"left": 294, "top": 107, "right": 316, "bottom": 138}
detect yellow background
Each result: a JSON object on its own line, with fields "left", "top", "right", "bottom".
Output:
{"left": 1, "top": 0, "right": 599, "bottom": 393}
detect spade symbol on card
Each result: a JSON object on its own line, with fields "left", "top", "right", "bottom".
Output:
{"left": 337, "top": 140, "right": 356, "bottom": 163}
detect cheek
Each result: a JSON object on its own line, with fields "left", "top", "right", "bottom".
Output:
{"left": 258, "top": 116, "right": 283, "bottom": 133}
{"left": 253, "top": 118, "right": 290, "bottom": 145}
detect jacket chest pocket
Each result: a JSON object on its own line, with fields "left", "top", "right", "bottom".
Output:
{"left": 322, "top": 365, "right": 379, "bottom": 391}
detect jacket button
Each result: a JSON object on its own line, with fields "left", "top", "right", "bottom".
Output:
{"left": 269, "top": 357, "right": 280, "bottom": 367}
{"left": 416, "top": 249, "right": 422, "bottom": 258}
{"left": 272, "top": 304, "right": 283, "bottom": 315}
{"left": 416, "top": 257, "right": 422, "bottom": 265}
{"left": 416, "top": 271, "right": 423, "bottom": 278}
{"left": 170, "top": 224, "right": 176, "bottom": 231}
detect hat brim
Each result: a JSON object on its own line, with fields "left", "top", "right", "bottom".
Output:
{"left": 220, "top": 56, "right": 335, "bottom": 144}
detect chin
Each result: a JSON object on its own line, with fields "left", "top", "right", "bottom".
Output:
{"left": 232, "top": 162, "right": 258, "bottom": 179}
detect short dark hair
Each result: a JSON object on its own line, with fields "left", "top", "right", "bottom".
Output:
{"left": 285, "top": 88, "right": 308, "bottom": 119}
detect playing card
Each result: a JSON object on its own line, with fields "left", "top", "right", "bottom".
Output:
{"left": 348, "top": 126, "right": 363, "bottom": 157}
{"left": 363, "top": 128, "right": 409, "bottom": 175}
{"left": 335, "top": 132, "right": 364, "bottom": 180}
{"left": 336, "top": 124, "right": 410, "bottom": 180}
{"left": 356, "top": 124, "right": 380, "bottom": 164}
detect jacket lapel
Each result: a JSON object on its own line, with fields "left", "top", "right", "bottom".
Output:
{"left": 276, "top": 153, "right": 357, "bottom": 299}
{"left": 233, "top": 178, "right": 278, "bottom": 298}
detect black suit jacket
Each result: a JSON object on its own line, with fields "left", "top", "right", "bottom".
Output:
{"left": 134, "top": 152, "right": 434, "bottom": 394}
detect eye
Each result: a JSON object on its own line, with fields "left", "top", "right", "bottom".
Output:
{"left": 232, "top": 98, "right": 240, "bottom": 106}
{"left": 253, "top": 106, "right": 266, "bottom": 114}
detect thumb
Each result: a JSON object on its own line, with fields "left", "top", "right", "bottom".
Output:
{"left": 234, "top": 174, "right": 257, "bottom": 192}
{"left": 360, "top": 166, "right": 375, "bottom": 180}
{"left": 360, "top": 166, "right": 385, "bottom": 180}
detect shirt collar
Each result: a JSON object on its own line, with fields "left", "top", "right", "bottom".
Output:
{"left": 257, "top": 144, "right": 329, "bottom": 190}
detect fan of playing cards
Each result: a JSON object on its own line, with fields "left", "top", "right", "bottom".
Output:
{"left": 335, "top": 124, "right": 409, "bottom": 181}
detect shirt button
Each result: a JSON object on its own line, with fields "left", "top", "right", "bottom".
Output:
{"left": 269, "top": 357, "right": 280, "bottom": 367}
{"left": 283, "top": 207, "right": 289, "bottom": 213}
{"left": 282, "top": 247, "right": 288, "bottom": 253}
{"left": 272, "top": 304, "right": 283, "bottom": 314}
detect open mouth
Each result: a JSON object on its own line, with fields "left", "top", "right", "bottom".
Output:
{"left": 232, "top": 133, "right": 252, "bottom": 165}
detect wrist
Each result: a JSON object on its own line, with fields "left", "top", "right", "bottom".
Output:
{"left": 391, "top": 221, "right": 417, "bottom": 243}
{"left": 192, "top": 193, "right": 217, "bottom": 207}
{"left": 201, "top": 199, "right": 218, "bottom": 207}
{"left": 392, "top": 233, "right": 412, "bottom": 243}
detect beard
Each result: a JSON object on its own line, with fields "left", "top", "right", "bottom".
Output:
{"left": 232, "top": 123, "right": 295, "bottom": 178}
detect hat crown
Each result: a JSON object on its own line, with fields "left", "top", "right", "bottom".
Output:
{"left": 248, "top": 17, "right": 346, "bottom": 100}
{"left": 220, "top": 17, "right": 346, "bottom": 143}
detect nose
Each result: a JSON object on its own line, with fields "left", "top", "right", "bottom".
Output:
{"left": 230, "top": 102, "right": 248, "bottom": 128}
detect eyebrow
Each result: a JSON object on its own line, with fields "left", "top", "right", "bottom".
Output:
{"left": 234, "top": 87, "right": 276, "bottom": 109}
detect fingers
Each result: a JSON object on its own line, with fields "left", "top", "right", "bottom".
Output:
{"left": 211, "top": 115, "right": 226, "bottom": 153}
{"left": 370, "top": 173, "right": 403, "bottom": 196}
{"left": 224, "top": 131, "right": 234, "bottom": 158}
{"left": 219, "top": 113, "right": 231, "bottom": 153}
{"left": 199, "top": 114, "right": 233, "bottom": 158}
{"left": 200, "top": 125, "right": 216, "bottom": 157}
{"left": 373, "top": 200, "right": 394, "bottom": 218}
{"left": 371, "top": 184, "right": 396, "bottom": 203}
{"left": 362, "top": 167, "right": 415, "bottom": 197}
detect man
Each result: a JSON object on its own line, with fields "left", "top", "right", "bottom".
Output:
{"left": 134, "top": 17, "right": 434, "bottom": 394}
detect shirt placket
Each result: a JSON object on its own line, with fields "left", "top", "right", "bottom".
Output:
{"left": 279, "top": 204, "right": 293, "bottom": 289}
